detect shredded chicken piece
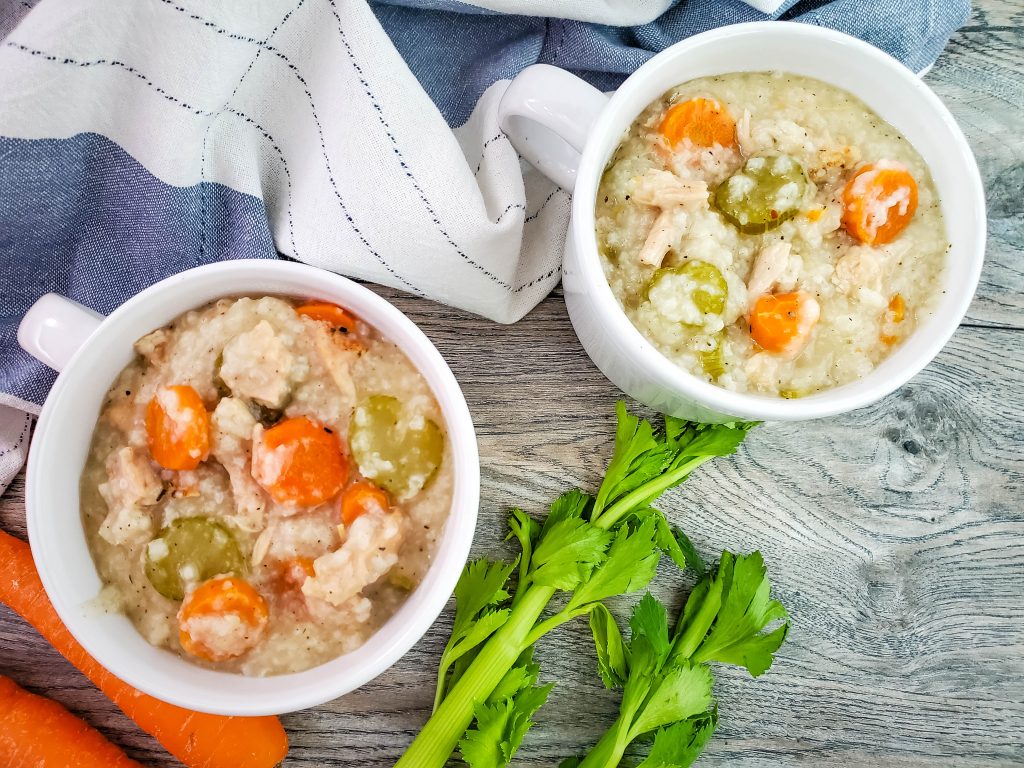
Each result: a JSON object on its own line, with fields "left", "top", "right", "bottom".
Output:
{"left": 833, "top": 246, "right": 882, "bottom": 294}
{"left": 210, "top": 397, "right": 267, "bottom": 532}
{"left": 639, "top": 208, "right": 688, "bottom": 267}
{"left": 305, "top": 594, "right": 374, "bottom": 625}
{"left": 630, "top": 169, "right": 708, "bottom": 208}
{"left": 134, "top": 328, "right": 170, "bottom": 366}
{"left": 630, "top": 170, "right": 707, "bottom": 268}
{"left": 258, "top": 510, "right": 339, "bottom": 567}
{"left": 103, "top": 397, "right": 137, "bottom": 436}
{"left": 302, "top": 511, "right": 405, "bottom": 607}
{"left": 310, "top": 324, "right": 362, "bottom": 409}
{"left": 98, "top": 447, "right": 162, "bottom": 545}
{"left": 742, "top": 117, "right": 816, "bottom": 157}
{"left": 746, "top": 243, "right": 791, "bottom": 310}
{"left": 809, "top": 144, "right": 861, "bottom": 183}
{"left": 219, "top": 320, "right": 293, "bottom": 408}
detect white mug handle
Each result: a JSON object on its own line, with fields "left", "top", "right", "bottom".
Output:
{"left": 497, "top": 64, "right": 610, "bottom": 192}
{"left": 18, "top": 293, "right": 104, "bottom": 373}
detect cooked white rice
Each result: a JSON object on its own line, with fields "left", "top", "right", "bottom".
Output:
{"left": 596, "top": 71, "right": 948, "bottom": 397}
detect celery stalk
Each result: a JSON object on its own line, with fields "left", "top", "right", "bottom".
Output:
{"left": 395, "top": 404, "right": 755, "bottom": 768}
{"left": 394, "top": 585, "right": 554, "bottom": 767}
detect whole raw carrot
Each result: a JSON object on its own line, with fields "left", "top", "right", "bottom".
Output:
{"left": 0, "top": 529, "right": 289, "bottom": 768}
{"left": 0, "top": 675, "right": 142, "bottom": 767}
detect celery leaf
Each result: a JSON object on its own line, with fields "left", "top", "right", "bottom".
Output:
{"left": 566, "top": 516, "right": 661, "bottom": 611}
{"left": 630, "top": 592, "right": 672, "bottom": 674}
{"left": 627, "top": 661, "right": 714, "bottom": 740}
{"left": 635, "top": 709, "right": 718, "bottom": 768}
{"left": 692, "top": 551, "right": 789, "bottom": 677}
{"left": 459, "top": 649, "right": 554, "bottom": 767}
{"left": 435, "top": 558, "right": 516, "bottom": 709}
{"left": 633, "top": 506, "right": 705, "bottom": 575}
{"left": 589, "top": 603, "right": 629, "bottom": 689}
{"left": 530, "top": 517, "right": 611, "bottom": 591}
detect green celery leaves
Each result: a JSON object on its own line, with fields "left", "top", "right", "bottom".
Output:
{"left": 589, "top": 603, "right": 629, "bottom": 689}
{"left": 576, "top": 550, "right": 790, "bottom": 768}
{"left": 690, "top": 551, "right": 790, "bottom": 677}
{"left": 434, "top": 558, "right": 517, "bottom": 710}
{"left": 397, "top": 402, "right": 776, "bottom": 768}
{"left": 459, "top": 648, "right": 554, "bottom": 768}
{"left": 635, "top": 711, "right": 719, "bottom": 768}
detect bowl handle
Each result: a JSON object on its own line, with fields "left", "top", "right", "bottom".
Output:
{"left": 497, "top": 64, "right": 609, "bottom": 192}
{"left": 18, "top": 293, "right": 104, "bottom": 373}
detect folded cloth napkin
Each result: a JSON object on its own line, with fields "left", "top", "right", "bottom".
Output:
{"left": 0, "top": 0, "right": 969, "bottom": 491}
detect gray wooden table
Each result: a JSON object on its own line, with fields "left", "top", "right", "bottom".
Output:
{"left": 2, "top": 2, "right": 1022, "bottom": 765}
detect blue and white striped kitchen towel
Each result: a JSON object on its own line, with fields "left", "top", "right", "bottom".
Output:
{"left": 0, "top": 0, "right": 969, "bottom": 489}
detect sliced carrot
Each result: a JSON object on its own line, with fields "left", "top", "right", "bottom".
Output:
{"left": 0, "top": 529, "right": 288, "bottom": 768}
{"left": 880, "top": 293, "right": 907, "bottom": 345}
{"left": 340, "top": 480, "right": 390, "bottom": 525}
{"left": 296, "top": 302, "right": 357, "bottom": 333}
{"left": 178, "top": 577, "right": 269, "bottom": 663}
{"left": 841, "top": 162, "right": 919, "bottom": 245}
{"left": 145, "top": 384, "right": 210, "bottom": 471}
{"left": 888, "top": 293, "right": 906, "bottom": 324}
{"left": 252, "top": 416, "right": 348, "bottom": 506}
{"left": 179, "top": 578, "right": 269, "bottom": 627}
{"left": 659, "top": 97, "right": 736, "bottom": 149}
{"left": 749, "top": 291, "right": 821, "bottom": 357}
{"left": 0, "top": 675, "right": 142, "bottom": 767}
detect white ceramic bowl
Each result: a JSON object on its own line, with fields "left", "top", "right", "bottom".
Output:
{"left": 17, "top": 260, "right": 480, "bottom": 715}
{"left": 498, "top": 22, "right": 986, "bottom": 422}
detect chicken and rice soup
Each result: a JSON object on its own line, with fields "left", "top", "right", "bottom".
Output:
{"left": 596, "top": 72, "right": 948, "bottom": 396}
{"left": 80, "top": 295, "right": 452, "bottom": 675}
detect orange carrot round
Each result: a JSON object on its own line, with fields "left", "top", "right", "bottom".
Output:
{"left": 0, "top": 530, "right": 288, "bottom": 768}
{"left": 0, "top": 675, "right": 142, "bottom": 767}
{"left": 749, "top": 291, "right": 821, "bottom": 357}
{"left": 145, "top": 384, "right": 210, "bottom": 471}
{"left": 659, "top": 98, "right": 736, "bottom": 149}
{"left": 178, "top": 577, "right": 269, "bottom": 663}
{"left": 296, "top": 302, "right": 357, "bottom": 333}
{"left": 841, "top": 162, "right": 918, "bottom": 245}
{"left": 252, "top": 416, "right": 348, "bottom": 506}
{"left": 340, "top": 480, "right": 390, "bottom": 525}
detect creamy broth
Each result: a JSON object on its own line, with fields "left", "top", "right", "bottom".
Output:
{"left": 80, "top": 295, "right": 453, "bottom": 676}
{"left": 596, "top": 72, "right": 947, "bottom": 397}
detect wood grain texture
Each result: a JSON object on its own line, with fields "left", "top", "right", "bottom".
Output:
{"left": 1, "top": 3, "right": 1022, "bottom": 766}
{"left": 929, "top": 0, "right": 1024, "bottom": 330}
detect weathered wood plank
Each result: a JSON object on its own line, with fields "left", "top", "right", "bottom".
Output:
{"left": 925, "top": 0, "right": 1023, "bottom": 330}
